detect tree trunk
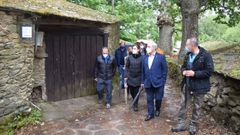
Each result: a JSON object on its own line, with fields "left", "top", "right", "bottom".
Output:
{"left": 178, "top": 0, "right": 200, "bottom": 62}
{"left": 112, "top": 0, "right": 115, "bottom": 13}
{"left": 157, "top": 13, "right": 174, "bottom": 55}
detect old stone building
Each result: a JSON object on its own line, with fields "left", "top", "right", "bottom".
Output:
{"left": 0, "top": 0, "right": 119, "bottom": 120}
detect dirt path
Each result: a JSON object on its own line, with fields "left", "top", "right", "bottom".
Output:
{"left": 16, "top": 78, "right": 232, "bottom": 135}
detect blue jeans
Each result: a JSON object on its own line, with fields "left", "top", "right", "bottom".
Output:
{"left": 119, "top": 65, "right": 125, "bottom": 88}
{"left": 96, "top": 79, "right": 113, "bottom": 105}
{"left": 145, "top": 85, "right": 164, "bottom": 117}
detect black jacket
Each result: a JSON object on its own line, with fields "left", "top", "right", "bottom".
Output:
{"left": 115, "top": 47, "right": 127, "bottom": 66}
{"left": 95, "top": 55, "right": 117, "bottom": 80}
{"left": 181, "top": 47, "right": 214, "bottom": 93}
{"left": 124, "top": 53, "right": 142, "bottom": 87}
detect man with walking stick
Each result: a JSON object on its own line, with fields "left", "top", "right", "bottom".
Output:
{"left": 171, "top": 37, "right": 214, "bottom": 135}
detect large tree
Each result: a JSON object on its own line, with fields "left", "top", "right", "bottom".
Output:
{"left": 157, "top": 1, "right": 175, "bottom": 54}
{"left": 178, "top": 0, "right": 201, "bottom": 59}
{"left": 177, "top": 0, "right": 240, "bottom": 60}
{"left": 68, "top": 0, "right": 240, "bottom": 59}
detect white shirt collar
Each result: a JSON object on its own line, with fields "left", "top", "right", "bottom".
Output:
{"left": 149, "top": 51, "right": 156, "bottom": 57}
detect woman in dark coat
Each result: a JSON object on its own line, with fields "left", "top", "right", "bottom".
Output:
{"left": 124, "top": 44, "right": 142, "bottom": 111}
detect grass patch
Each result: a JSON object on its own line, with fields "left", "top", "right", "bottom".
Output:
{"left": 166, "top": 58, "right": 183, "bottom": 86}
{"left": 214, "top": 63, "right": 223, "bottom": 71}
{"left": 201, "top": 41, "right": 238, "bottom": 52}
{"left": 229, "top": 69, "right": 240, "bottom": 79}
{"left": 0, "top": 108, "right": 42, "bottom": 135}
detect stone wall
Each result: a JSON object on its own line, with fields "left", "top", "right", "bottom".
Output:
{"left": 167, "top": 59, "right": 240, "bottom": 133}
{"left": 33, "top": 42, "right": 47, "bottom": 100}
{"left": 101, "top": 22, "right": 120, "bottom": 54}
{"left": 203, "top": 73, "right": 240, "bottom": 132}
{"left": 0, "top": 10, "right": 120, "bottom": 120}
{"left": 0, "top": 11, "right": 34, "bottom": 119}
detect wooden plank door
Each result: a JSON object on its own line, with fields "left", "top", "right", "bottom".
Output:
{"left": 45, "top": 29, "right": 107, "bottom": 101}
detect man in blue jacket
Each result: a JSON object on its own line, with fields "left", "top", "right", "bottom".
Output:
{"left": 115, "top": 41, "right": 127, "bottom": 89}
{"left": 141, "top": 40, "right": 168, "bottom": 121}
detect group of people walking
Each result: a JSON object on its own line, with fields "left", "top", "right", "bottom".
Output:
{"left": 94, "top": 39, "right": 167, "bottom": 117}
{"left": 94, "top": 37, "right": 214, "bottom": 135}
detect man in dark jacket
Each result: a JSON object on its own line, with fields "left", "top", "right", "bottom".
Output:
{"left": 115, "top": 41, "right": 127, "bottom": 89}
{"left": 95, "top": 47, "right": 117, "bottom": 109}
{"left": 171, "top": 37, "right": 214, "bottom": 135}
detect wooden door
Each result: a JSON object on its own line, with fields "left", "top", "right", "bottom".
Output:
{"left": 44, "top": 29, "right": 107, "bottom": 101}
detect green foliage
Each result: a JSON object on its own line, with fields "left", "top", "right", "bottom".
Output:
{"left": 204, "top": 0, "right": 240, "bottom": 27}
{"left": 0, "top": 109, "right": 42, "bottom": 135}
{"left": 114, "top": 0, "right": 159, "bottom": 42}
{"left": 222, "top": 23, "right": 240, "bottom": 42}
{"left": 199, "top": 16, "right": 228, "bottom": 42}
{"left": 68, "top": 0, "right": 240, "bottom": 48}
{"left": 68, "top": 0, "right": 159, "bottom": 42}
{"left": 67, "top": 0, "right": 111, "bottom": 12}
{"left": 199, "top": 15, "right": 240, "bottom": 43}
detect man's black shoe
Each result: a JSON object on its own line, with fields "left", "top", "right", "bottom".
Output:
{"left": 133, "top": 106, "right": 138, "bottom": 112}
{"left": 189, "top": 131, "right": 196, "bottom": 135}
{"left": 155, "top": 111, "right": 160, "bottom": 117}
{"left": 144, "top": 115, "right": 154, "bottom": 121}
{"left": 98, "top": 99, "right": 104, "bottom": 104}
{"left": 171, "top": 127, "right": 187, "bottom": 132}
{"left": 189, "top": 124, "right": 197, "bottom": 135}
{"left": 171, "top": 123, "right": 187, "bottom": 133}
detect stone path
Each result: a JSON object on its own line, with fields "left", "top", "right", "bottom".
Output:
{"left": 16, "top": 78, "right": 233, "bottom": 135}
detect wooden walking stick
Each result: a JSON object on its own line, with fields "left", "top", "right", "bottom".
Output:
{"left": 124, "top": 79, "right": 128, "bottom": 104}
{"left": 129, "top": 87, "right": 143, "bottom": 110}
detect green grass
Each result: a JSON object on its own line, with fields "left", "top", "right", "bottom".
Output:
{"left": 201, "top": 40, "right": 239, "bottom": 53}
{"left": 0, "top": 108, "right": 42, "bottom": 135}
{"left": 229, "top": 69, "right": 240, "bottom": 79}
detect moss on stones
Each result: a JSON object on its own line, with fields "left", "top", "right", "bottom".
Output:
{"left": 166, "top": 58, "right": 183, "bottom": 86}
{"left": 0, "top": 0, "right": 119, "bottom": 24}
{"left": 201, "top": 41, "right": 240, "bottom": 80}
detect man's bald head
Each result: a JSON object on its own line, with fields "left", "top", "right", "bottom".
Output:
{"left": 185, "top": 37, "right": 200, "bottom": 53}
{"left": 102, "top": 47, "right": 109, "bottom": 54}
{"left": 186, "top": 37, "right": 198, "bottom": 47}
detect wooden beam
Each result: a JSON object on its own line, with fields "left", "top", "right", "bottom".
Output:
{"left": 36, "top": 15, "right": 108, "bottom": 28}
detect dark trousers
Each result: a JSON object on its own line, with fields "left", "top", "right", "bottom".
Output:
{"left": 177, "top": 84, "right": 205, "bottom": 125}
{"left": 145, "top": 86, "right": 163, "bottom": 117}
{"left": 96, "top": 78, "right": 113, "bottom": 105}
{"left": 128, "top": 85, "right": 140, "bottom": 107}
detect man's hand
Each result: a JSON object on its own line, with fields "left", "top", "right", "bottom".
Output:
{"left": 124, "top": 83, "right": 128, "bottom": 88}
{"left": 94, "top": 78, "right": 98, "bottom": 82}
{"left": 183, "top": 70, "right": 195, "bottom": 77}
{"left": 124, "top": 78, "right": 128, "bottom": 88}
{"left": 141, "top": 84, "right": 144, "bottom": 88}
{"left": 183, "top": 70, "right": 187, "bottom": 76}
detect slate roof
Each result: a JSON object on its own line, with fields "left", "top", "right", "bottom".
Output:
{"left": 0, "top": 0, "right": 119, "bottom": 24}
